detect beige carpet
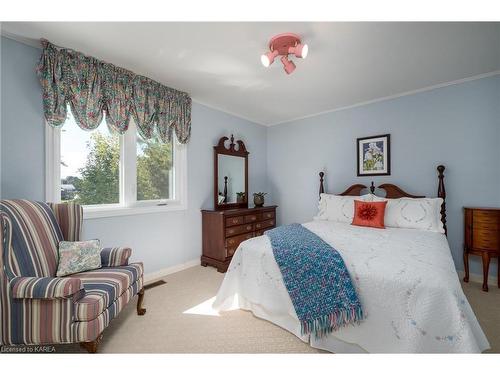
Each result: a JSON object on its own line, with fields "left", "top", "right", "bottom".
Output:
{"left": 57, "top": 265, "right": 498, "bottom": 353}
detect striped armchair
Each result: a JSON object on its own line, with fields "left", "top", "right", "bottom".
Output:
{"left": 0, "top": 200, "right": 146, "bottom": 353}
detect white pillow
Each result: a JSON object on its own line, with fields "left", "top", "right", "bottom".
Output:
{"left": 314, "top": 193, "right": 373, "bottom": 223}
{"left": 370, "top": 194, "right": 444, "bottom": 233}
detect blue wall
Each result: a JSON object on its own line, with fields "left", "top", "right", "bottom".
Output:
{"left": 1, "top": 37, "right": 45, "bottom": 200}
{"left": 267, "top": 74, "right": 500, "bottom": 277}
{"left": 2, "top": 35, "right": 500, "bottom": 278}
{"left": 0, "top": 37, "right": 268, "bottom": 274}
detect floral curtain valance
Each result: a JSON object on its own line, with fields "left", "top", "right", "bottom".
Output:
{"left": 36, "top": 39, "right": 192, "bottom": 144}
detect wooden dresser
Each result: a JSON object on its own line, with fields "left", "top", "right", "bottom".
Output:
{"left": 201, "top": 206, "right": 277, "bottom": 272}
{"left": 463, "top": 207, "right": 500, "bottom": 291}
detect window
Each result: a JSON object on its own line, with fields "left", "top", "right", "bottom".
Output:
{"left": 136, "top": 134, "right": 173, "bottom": 202}
{"left": 60, "top": 116, "right": 120, "bottom": 205}
{"left": 46, "top": 108, "right": 187, "bottom": 218}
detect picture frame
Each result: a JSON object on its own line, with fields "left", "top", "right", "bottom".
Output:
{"left": 357, "top": 134, "right": 391, "bottom": 176}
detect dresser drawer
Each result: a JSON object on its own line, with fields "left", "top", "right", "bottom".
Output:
{"left": 226, "top": 232, "right": 254, "bottom": 247}
{"left": 225, "top": 232, "right": 254, "bottom": 257}
{"left": 226, "top": 223, "right": 254, "bottom": 237}
{"left": 473, "top": 221, "right": 498, "bottom": 232}
{"left": 473, "top": 211, "right": 499, "bottom": 225}
{"left": 255, "top": 219, "right": 275, "bottom": 230}
{"left": 226, "top": 216, "right": 244, "bottom": 227}
{"left": 472, "top": 229, "right": 499, "bottom": 250}
{"left": 244, "top": 213, "right": 261, "bottom": 223}
{"left": 226, "top": 246, "right": 238, "bottom": 258}
{"left": 262, "top": 210, "right": 275, "bottom": 220}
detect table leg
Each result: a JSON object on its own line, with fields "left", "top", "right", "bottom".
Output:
{"left": 481, "top": 252, "right": 490, "bottom": 292}
{"left": 463, "top": 247, "right": 469, "bottom": 283}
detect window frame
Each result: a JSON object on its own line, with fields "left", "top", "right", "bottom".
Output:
{"left": 45, "top": 118, "right": 187, "bottom": 219}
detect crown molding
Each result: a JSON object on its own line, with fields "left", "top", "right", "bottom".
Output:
{"left": 266, "top": 70, "right": 500, "bottom": 126}
{"left": 1, "top": 30, "right": 42, "bottom": 49}
{"left": 191, "top": 99, "right": 266, "bottom": 127}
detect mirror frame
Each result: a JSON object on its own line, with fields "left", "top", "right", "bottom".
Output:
{"left": 214, "top": 135, "right": 249, "bottom": 210}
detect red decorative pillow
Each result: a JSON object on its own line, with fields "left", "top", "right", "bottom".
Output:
{"left": 351, "top": 200, "right": 387, "bottom": 229}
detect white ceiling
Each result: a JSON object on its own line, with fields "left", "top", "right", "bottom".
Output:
{"left": 2, "top": 22, "right": 500, "bottom": 125}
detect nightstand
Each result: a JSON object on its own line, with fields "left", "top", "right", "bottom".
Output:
{"left": 463, "top": 207, "right": 500, "bottom": 291}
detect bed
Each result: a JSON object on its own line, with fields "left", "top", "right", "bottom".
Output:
{"left": 213, "top": 166, "right": 490, "bottom": 353}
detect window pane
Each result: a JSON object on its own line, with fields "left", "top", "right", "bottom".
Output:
{"left": 136, "top": 135, "right": 174, "bottom": 201}
{"left": 60, "top": 111, "right": 120, "bottom": 205}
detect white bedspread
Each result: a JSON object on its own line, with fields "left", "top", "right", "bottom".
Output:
{"left": 213, "top": 220, "right": 490, "bottom": 353}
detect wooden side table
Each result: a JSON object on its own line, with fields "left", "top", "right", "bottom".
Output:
{"left": 463, "top": 207, "right": 500, "bottom": 291}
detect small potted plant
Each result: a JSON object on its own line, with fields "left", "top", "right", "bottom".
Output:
{"left": 253, "top": 192, "right": 267, "bottom": 207}
{"left": 236, "top": 192, "right": 246, "bottom": 203}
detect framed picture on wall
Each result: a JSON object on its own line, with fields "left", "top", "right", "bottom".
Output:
{"left": 357, "top": 134, "right": 391, "bottom": 176}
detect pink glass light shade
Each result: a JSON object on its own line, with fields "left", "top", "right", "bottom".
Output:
{"left": 288, "top": 43, "right": 308, "bottom": 59}
{"left": 281, "top": 56, "right": 296, "bottom": 75}
{"left": 260, "top": 50, "right": 279, "bottom": 68}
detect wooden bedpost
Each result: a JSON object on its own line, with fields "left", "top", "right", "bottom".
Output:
{"left": 437, "top": 165, "right": 447, "bottom": 236}
{"left": 370, "top": 181, "right": 375, "bottom": 194}
{"left": 319, "top": 172, "right": 325, "bottom": 199}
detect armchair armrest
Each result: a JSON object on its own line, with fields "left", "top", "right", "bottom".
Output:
{"left": 11, "top": 276, "right": 83, "bottom": 299}
{"left": 100, "top": 247, "right": 132, "bottom": 267}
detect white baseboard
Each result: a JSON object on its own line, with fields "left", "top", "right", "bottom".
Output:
{"left": 457, "top": 270, "right": 497, "bottom": 287}
{"left": 144, "top": 258, "right": 200, "bottom": 285}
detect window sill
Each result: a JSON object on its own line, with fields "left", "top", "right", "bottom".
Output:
{"left": 83, "top": 202, "right": 187, "bottom": 220}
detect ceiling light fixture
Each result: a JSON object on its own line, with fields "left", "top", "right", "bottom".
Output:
{"left": 280, "top": 56, "right": 296, "bottom": 75}
{"left": 260, "top": 33, "right": 308, "bottom": 75}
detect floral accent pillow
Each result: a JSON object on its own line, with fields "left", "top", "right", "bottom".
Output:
{"left": 56, "top": 240, "right": 102, "bottom": 277}
{"left": 351, "top": 200, "right": 387, "bottom": 229}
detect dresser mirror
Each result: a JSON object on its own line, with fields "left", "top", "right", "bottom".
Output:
{"left": 214, "top": 135, "right": 249, "bottom": 210}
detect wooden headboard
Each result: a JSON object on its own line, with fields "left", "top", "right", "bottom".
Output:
{"left": 318, "top": 165, "right": 447, "bottom": 235}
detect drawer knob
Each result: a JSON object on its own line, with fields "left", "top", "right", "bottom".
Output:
{"left": 228, "top": 229, "right": 234, "bottom": 234}
{"left": 270, "top": 221, "right": 274, "bottom": 225}
{"left": 256, "top": 224, "right": 261, "bottom": 229}
{"left": 233, "top": 219, "right": 238, "bottom": 223}
{"left": 246, "top": 226, "right": 252, "bottom": 230}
